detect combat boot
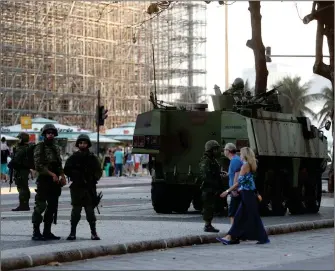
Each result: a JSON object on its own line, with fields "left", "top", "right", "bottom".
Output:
{"left": 32, "top": 224, "right": 45, "bottom": 241}
{"left": 89, "top": 222, "right": 101, "bottom": 240}
{"left": 204, "top": 224, "right": 220, "bottom": 233}
{"left": 43, "top": 222, "right": 61, "bottom": 240}
{"left": 12, "top": 202, "right": 30, "bottom": 211}
{"left": 66, "top": 222, "right": 78, "bottom": 241}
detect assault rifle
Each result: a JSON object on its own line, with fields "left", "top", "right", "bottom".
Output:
{"left": 7, "top": 160, "right": 14, "bottom": 192}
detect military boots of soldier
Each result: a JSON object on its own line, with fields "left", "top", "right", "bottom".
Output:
{"left": 32, "top": 223, "right": 61, "bottom": 241}
{"left": 204, "top": 224, "right": 220, "bottom": 233}
{"left": 90, "top": 222, "right": 101, "bottom": 240}
{"left": 12, "top": 203, "right": 30, "bottom": 211}
{"left": 67, "top": 221, "right": 101, "bottom": 241}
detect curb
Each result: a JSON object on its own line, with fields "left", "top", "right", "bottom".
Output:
{"left": 63, "top": 182, "right": 151, "bottom": 190}
{"left": 1, "top": 219, "right": 333, "bottom": 271}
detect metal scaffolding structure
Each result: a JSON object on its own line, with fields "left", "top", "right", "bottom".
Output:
{"left": 0, "top": 1, "right": 207, "bottom": 130}
{"left": 150, "top": 2, "right": 207, "bottom": 103}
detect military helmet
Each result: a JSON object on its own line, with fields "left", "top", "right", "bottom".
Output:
{"left": 232, "top": 77, "right": 244, "bottom": 89}
{"left": 75, "top": 133, "right": 92, "bottom": 148}
{"left": 205, "top": 140, "right": 220, "bottom": 152}
{"left": 41, "top": 124, "right": 58, "bottom": 137}
{"left": 17, "top": 132, "right": 30, "bottom": 143}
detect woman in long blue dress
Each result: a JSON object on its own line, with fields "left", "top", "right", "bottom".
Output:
{"left": 217, "top": 147, "right": 270, "bottom": 245}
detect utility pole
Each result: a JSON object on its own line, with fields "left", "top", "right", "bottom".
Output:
{"left": 96, "top": 89, "right": 100, "bottom": 156}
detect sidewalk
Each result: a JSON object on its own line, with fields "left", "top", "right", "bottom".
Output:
{"left": 1, "top": 209, "right": 334, "bottom": 270}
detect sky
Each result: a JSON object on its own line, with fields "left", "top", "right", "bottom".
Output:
{"left": 205, "top": 1, "right": 333, "bottom": 141}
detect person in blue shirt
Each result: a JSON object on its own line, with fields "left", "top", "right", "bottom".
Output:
{"left": 217, "top": 147, "right": 269, "bottom": 245}
{"left": 113, "top": 147, "right": 124, "bottom": 177}
{"left": 223, "top": 143, "right": 243, "bottom": 225}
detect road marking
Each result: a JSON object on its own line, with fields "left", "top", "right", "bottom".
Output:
{"left": 109, "top": 187, "right": 135, "bottom": 190}
{"left": 1, "top": 187, "right": 36, "bottom": 195}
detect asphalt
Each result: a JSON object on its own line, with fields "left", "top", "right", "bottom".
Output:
{"left": 24, "top": 228, "right": 334, "bottom": 270}
{"left": 0, "top": 176, "right": 334, "bottom": 271}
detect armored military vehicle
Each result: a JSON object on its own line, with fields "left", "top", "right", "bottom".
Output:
{"left": 132, "top": 80, "right": 330, "bottom": 216}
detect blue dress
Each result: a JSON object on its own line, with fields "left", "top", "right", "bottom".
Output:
{"left": 227, "top": 163, "right": 269, "bottom": 243}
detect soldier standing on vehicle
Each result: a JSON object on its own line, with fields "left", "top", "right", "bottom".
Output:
{"left": 64, "top": 134, "right": 103, "bottom": 241}
{"left": 199, "top": 140, "right": 223, "bottom": 233}
{"left": 9, "top": 133, "right": 32, "bottom": 211}
{"left": 231, "top": 78, "right": 245, "bottom": 93}
{"left": 32, "top": 124, "right": 66, "bottom": 241}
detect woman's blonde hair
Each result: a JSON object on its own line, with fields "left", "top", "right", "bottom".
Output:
{"left": 240, "top": 147, "right": 257, "bottom": 172}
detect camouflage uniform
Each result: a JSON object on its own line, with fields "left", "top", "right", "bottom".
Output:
{"left": 10, "top": 133, "right": 31, "bottom": 211}
{"left": 31, "top": 124, "right": 64, "bottom": 241}
{"left": 64, "top": 134, "right": 102, "bottom": 241}
{"left": 199, "top": 140, "right": 222, "bottom": 232}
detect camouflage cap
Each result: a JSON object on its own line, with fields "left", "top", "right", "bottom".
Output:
{"left": 205, "top": 140, "right": 220, "bottom": 152}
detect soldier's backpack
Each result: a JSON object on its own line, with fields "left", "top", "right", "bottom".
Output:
{"left": 8, "top": 143, "right": 36, "bottom": 170}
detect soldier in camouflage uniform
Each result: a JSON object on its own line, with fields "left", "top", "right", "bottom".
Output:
{"left": 31, "top": 124, "right": 66, "bottom": 241}
{"left": 232, "top": 77, "right": 244, "bottom": 90}
{"left": 64, "top": 134, "right": 102, "bottom": 241}
{"left": 9, "top": 132, "right": 31, "bottom": 211}
{"left": 199, "top": 140, "right": 222, "bottom": 232}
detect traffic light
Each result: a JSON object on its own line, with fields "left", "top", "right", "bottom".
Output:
{"left": 265, "top": 46, "right": 272, "bottom": 63}
{"left": 97, "top": 105, "right": 109, "bottom": 126}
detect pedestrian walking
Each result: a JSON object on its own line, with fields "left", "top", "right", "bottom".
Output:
{"left": 124, "top": 150, "right": 134, "bottom": 176}
{"left": 217, "top": 147, "right": 270, "bottom": 245}
{"left": 141, "top": 154, "right": 150, "bottom": 176}
{"left": 114, "top": 147, "right": 124, "bottom": 177}
{"left": 199, "top": 140, "right": 223, "bottom": 233}
{"left": 1, "top": 137, "right": 10, "bottom": 182}
{"left": 64, "top": 134, "right": 103, "bottom": 241}
{"left": 8, "top": 132, "right": 32, "bottom": 211}
{"left": 31, "top": 124, "right": 66, "bottom": 241}
{"left": 134, "top": 153, "right": 142, "bottom": 174}
{"left": 223, "top": 143, "right": 243, "bottom": 224}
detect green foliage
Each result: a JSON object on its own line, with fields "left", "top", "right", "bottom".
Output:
{"left": 272, "top": 76, "right": 316, "bottom": 117}
{"left": 308, "top": 86, "right": 334, "bottom": 127}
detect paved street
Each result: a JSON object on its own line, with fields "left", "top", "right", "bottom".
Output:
{"left": 26, "top": 228, "right": 334, "bottom": 270}
{"left": 1, "top": 176, "right": 333, "bottom": 268}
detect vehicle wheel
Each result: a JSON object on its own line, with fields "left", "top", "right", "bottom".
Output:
{"left": 151, "top": 173, "right": 172, "bottom": 214}
{"left": 287, "top": 200, "right": 305, "bottom": 215}
{"left": 271, "top": 200, "right": 287, "bottom": 216}
{"left": 192, "top": 189, "right": 203, "bottom": 211}
{"left": 305, "top": 176, "right": 322, "bottom": 214}
{"left": 171, "top": 185, "right": 191, "bottom": 213}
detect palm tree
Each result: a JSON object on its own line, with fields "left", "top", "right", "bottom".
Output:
{"left": 272, "top": 76, "right": 316, "bottom": 117}
{"left": 309, "top": 86, "right": 334, "bottom": 193}
{"left": 308, "top": 86, "right": 334, "bottom": 129}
